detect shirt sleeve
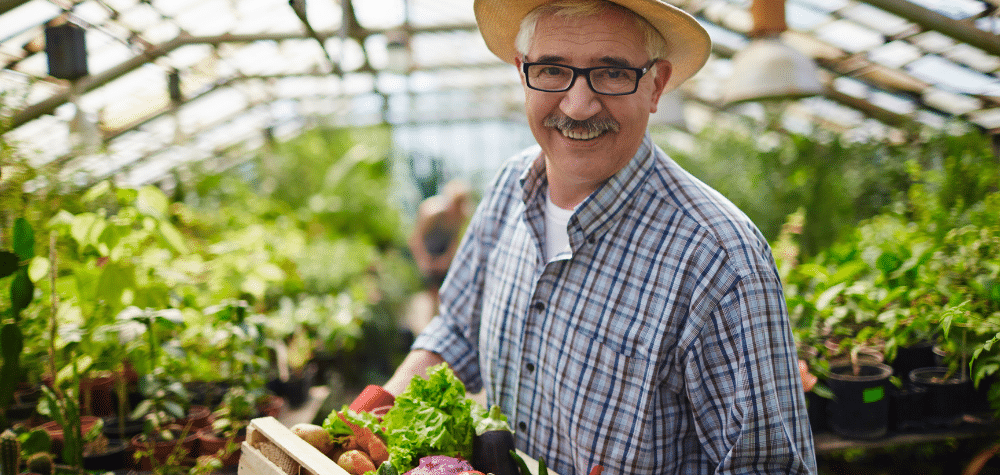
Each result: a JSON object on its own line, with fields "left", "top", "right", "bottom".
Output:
{"left": 688, "top": 268, "right": 817, "bottom": 474}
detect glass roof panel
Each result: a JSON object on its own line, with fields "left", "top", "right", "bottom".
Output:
{"left": 814, "top": 20, "right": 885, "bottom": 53}
{"left": 907, "top": 55, "right": 1000, "bottom": 95}
{"left": 906, "top": 0, "right": 987, "bottom": 20}
{"left": 840, "top": 4, "right": 911, "bottom": 36}
{"left": 868, "top": 40, "right": 923, "bottom": 68}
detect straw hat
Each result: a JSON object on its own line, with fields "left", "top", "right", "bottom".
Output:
{"left": 474, "top": 0, "right": 711, "bottom": 93}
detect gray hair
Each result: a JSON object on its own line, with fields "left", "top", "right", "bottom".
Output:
{"left": 514, "top": 0, "right": 667, "bottom": 63}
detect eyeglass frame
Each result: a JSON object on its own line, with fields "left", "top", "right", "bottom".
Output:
{"left": 521, "top": 60, "right": 657, "bottom": 96}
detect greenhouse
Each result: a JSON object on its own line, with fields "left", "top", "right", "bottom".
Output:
{"left": 1, "top": 0, "right": 999, "bottom": 473}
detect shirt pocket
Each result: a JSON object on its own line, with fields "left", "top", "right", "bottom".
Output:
{"left": 551, "top": 333, "right": 658, "bottom": 474}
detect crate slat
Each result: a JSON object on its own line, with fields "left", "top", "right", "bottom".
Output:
{"left": 239, "top": 416, "right": 349, "bottom": 475}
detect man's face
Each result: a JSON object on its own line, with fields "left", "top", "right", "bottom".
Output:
{"left": 516, "top": 7, "right": 671, "bottom": 196}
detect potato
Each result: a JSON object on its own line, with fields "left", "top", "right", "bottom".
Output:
{"left": 337, "top": 449, "right": 376, "bottom": 475}
{"left": 290, "top": 423, "right": 334, "bottom": 454}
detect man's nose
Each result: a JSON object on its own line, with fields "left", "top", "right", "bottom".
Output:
{"left": 559, "top": 75, "right": 602, "bottom": 121}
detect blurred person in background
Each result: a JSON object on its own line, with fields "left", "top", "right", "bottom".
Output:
{"left": 407, "top": 179, "right": 473, "bottom": 328}
{"left": 378, "top": 0, "right": 817, "bottom": 473}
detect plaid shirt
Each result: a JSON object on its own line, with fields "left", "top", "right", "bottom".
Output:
{"left": 413, "top": 133, "right": 816, "bottom": 474}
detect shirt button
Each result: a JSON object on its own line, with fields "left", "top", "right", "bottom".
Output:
{"left": 533, "top": 301, "right": 545, "bottom": 311}
{"left": 518, "top": 421, "right": 527, "bottom": 431}
{"left": 526, "top": 362, "right": 535, "bottom": 372}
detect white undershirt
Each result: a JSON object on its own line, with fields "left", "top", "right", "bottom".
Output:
{"left": 544, "top": 191, "right": 576, "bottom": 262}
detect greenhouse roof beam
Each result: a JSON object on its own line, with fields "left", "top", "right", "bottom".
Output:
{"left": 10, "top": 24, "right": 479, "bottom": 129}
{"left": 0, "top": 0, "right": 30, "bottom": 15}
{"left": 857, "top": 0, "right": 1000, "bottom": 57}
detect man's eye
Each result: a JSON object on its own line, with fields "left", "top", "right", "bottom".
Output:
{"left": 540, "top": 67, "right": 567, "bottom": 76}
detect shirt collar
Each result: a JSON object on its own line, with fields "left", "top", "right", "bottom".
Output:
{"left": 519, "top": 133, "right": 657, "bottom": 245}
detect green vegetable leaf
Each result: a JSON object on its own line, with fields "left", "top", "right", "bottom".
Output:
{"left": 475, "top": 405, "right": 512, "bottom": 435}
{"left": 381, "top": 363, "right": 475, "bottom": 472}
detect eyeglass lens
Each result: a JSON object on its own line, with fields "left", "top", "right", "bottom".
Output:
{"left": 526, "top": 64, "right": 640, "bottom": 94}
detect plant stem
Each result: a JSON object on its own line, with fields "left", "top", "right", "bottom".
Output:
{"left": 48, "top": 230, "right": 62, "bottom": 400}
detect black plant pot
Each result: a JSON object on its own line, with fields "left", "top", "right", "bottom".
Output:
{"left": 909, "top": 366, "right": 971, "bottom": 428}
{"left": 83, "top": 440, "right": 129, "bottom": 471}
{"left": 826, "top": 362, "right": 893, "bottom": 440}
{"left": 103, "top": 416, "right": 145, "bottom": 441}
{"left": 889, "top": 385, "right": 927, "bottom": 432}
{"left": 805, "top": 391, "right": 829, "bottom": 434}
{"left": 892, "top": 341, "right": 937, "bottom": 384}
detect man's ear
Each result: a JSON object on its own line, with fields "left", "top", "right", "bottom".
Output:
{"left": 649, "top": 60, "right": 673, "bottom": 113}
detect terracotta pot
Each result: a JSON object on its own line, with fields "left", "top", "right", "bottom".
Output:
{"left": 128, "top": 428, "right": 198, "bottom": 471}
{"left": 181, "top": 405, "right": 214, "bottom": 432}
{"left": 196, "top": 430, "right": 246, "bottom": 466}
{"left": 80, "top": 375, "right": 116, "bottom": 417}
{"left": 38, "top": 415, "right": 103, "bottom": 459}
{"left": 256, "top": 395, "right": 285, "bottom": 418}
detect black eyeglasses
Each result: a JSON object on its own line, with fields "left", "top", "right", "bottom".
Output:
{"left": 522, "top": 61, "right": 655, "bottom": 96}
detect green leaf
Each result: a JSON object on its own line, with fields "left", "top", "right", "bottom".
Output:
{"left": 71, "top": 213, "right": 106, "bottom": 248}
{"left": 28, "top": 257, "right": 50, "bottom": 283}
{"left": 136, "top": 185, "right": 170, "bottom": 219}
{"left": 81, "top": 181, "right": 112, "bottom": 203}
{"left": 0, "top": 251, "right": 18, "bottom": 279}
{"left": 95, "top": 261, "right": 136, "bottom": 308}
{"left": 20, "top": 428, "right": 52, "bottom": 455}
{"left": 10, "top": 267, "right": 34, "bottom": 313}
{"left": 0, "top": 323, "right": 24, "bottom": 360}
{"left": 157, "top": 221, "right": 190, "bottom": 254}
{"left": 13, "top": 217, "right": 34, "bottom": 260}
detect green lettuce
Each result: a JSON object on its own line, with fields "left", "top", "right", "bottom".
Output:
{"left": 381, "top": 363, "right": 476, "bottom": 472}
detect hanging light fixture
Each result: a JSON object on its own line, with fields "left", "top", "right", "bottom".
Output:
{"left": 45, "top": 20, "right": 88, "bottom": 80}
{"left": 722, "top": 0, "right": 822, "bottom": 105}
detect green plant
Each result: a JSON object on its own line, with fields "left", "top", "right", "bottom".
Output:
{"left": 25, "top": 452, "right": 53, "bottom": 475}
{"left": 1, "top": 429, "right": 21, "bottom": 475}
{"left": 0, "top": 218, "right": 36, "bottom": 429}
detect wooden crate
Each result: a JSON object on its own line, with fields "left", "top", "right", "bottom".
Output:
{"left": 238, "top": 416, "right": 555, "bottom": 475}
{"left": 239, "top": 416, "right": 348, "bottom": 475}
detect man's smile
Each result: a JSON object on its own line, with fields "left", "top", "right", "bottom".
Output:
{"left": 543, "top": 114, "right": 620, "bottom": 141}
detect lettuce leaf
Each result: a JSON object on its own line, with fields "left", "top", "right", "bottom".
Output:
{"left": 381, "top": 363, "right": 476, "bottom": 472}
{"left": 322, "top": 406, "right": 385, "bottom": 445}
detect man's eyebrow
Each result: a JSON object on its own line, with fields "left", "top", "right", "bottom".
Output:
{"left": 529, "top": 55, "right": 637, "bottom": 67}
{"left": 534, "top": 54, "right": 566, "bottom": 63}
{"left": 597, "top": 56, "right": 633, "bottom": 68}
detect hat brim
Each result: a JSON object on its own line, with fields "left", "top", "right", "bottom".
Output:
{"left": 474, "top": 0, "right": 711, "bottom": 93}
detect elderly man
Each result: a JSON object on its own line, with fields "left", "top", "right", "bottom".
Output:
{"left": 380, "top": 0, "right": 817, "bottom": 473}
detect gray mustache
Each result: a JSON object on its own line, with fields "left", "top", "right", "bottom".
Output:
{"left": 543, "top": 115, "right": 620, "bottom": 134}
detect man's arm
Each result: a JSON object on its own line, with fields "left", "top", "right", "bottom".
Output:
{"left": 382, "top": 349, "right": 446, "bottom": 396}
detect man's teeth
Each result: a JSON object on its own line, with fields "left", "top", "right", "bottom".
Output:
{"left": 561, "top": 128, "right": 603, "bottom": 140}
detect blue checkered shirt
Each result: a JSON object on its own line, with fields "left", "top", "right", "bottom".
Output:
{"left": 412, "top": 133, "right": 817, "bottom": 474}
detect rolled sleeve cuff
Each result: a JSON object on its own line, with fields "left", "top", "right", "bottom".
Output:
{"left": 411, "top": 316, "right": 483, "bottom": 393}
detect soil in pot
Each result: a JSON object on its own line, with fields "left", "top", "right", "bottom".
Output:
{"left": 826, "top": 362, "right": 893, "bottom": 440}
{"left": 909, "top": 366, "right": 972, "bottom": 428}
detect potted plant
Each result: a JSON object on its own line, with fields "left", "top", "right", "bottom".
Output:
{"left": 196, "top": 386, "right": 256, "bottom": 467}
{"left": 1, "top": 218, "right": 37, "bottom": 430}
